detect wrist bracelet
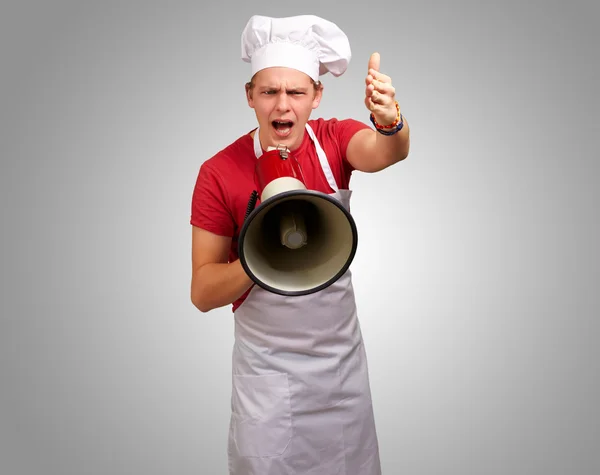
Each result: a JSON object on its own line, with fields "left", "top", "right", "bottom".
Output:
{"left": 370, "top": 101, "right": 401, "bottom": 129}
{"left": 370, "top": 100, "right": 404, "bottom": 135}
{"left": 370, "top": 112, "right": 404, "bottom": 135}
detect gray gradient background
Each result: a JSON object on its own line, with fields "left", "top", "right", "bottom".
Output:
{"left": 1, "top": 0, "right": 598, "bottom": 474}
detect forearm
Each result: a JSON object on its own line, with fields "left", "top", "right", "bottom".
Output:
{"left": 351, "top": 117, "right": 410, "bottom": 173}
{"left": 191, "top": 259, "right": 254, "bottom": 312}
{"left": 373, "top": 117, "right": 410, "bottom": 169}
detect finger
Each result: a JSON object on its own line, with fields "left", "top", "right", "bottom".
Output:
{"left": 373, "top": 81, "right": 395, "bottom": 96}
{"left": 369, "top": 70, "right": 391, "bottom": 83}
{"left": 367, "top": 52, "right": 380, "bottom": 73}
{"left": 365, "top": 97, "right": 386, "bottom": 112}
{"left": 370, "top": 90, "right": 391, "bottom": 106}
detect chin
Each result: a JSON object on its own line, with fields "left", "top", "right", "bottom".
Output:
{"left": 270, "top": 130, "right": 301, "bottom": 150}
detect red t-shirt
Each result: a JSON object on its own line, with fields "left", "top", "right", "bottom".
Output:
{"left": 190, "top": 117, "right": 369, "bottom": 311}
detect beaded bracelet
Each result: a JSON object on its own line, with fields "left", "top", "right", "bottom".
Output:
{"left": 369, "top": 101, "right": 404, "bottom": 136}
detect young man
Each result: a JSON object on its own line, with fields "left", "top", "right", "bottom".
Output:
{"left": 190, "top": 14, "right": 410, "bottom": 475}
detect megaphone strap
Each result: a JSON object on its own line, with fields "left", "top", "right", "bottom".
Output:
{"left": 244, "top": 190, "right": 259, "bottom": 221}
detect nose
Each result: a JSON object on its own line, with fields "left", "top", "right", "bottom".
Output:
{"left": 275, "top": 92, "right": 290, "bottom": 112}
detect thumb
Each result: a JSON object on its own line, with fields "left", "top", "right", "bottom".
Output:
{"left": 368, "top": 52, "right": 380, "bottom": 73}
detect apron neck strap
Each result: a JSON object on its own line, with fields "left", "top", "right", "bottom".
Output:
{"left": 253, "top": 124, "right": 339, "bottom": 192}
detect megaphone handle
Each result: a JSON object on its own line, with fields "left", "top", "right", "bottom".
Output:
{"left": 244, "top": 190, "right": 259, "bottom": 221}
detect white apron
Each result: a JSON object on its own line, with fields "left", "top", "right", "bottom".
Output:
{"left": 227, "top": 125, "right": 381, "bottom": 475}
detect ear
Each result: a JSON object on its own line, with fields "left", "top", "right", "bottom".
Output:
{"left": 312, "top": 85, "right": 323, "bottom": 109}
{"left": 245, "top": 83, "right": 254, "bottom": 108}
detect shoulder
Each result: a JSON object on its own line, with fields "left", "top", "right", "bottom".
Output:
{"left": 196, "top": 133, "right": 255, "bottom": 190}
{"left": 308, "top": 117, "right": 371, "bottom": 156}
{"left": 201, "top": 133, "right": 253, "bottom": 172}
{"left": 309, "top": 117, "right": 370, "bottom": 139}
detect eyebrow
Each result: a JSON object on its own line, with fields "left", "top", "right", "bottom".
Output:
{"left": 258, "top": 85, "right": 309, "bottom": 92}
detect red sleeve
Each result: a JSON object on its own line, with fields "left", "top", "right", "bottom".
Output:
{"left": 335, "top": 118, "right": 371, "bottom": 162}
{"left": 326, "top": 118, "right": 371, "bottom": 186}
{"left": 190, "top": 161, "right": 235, "bottom": 237}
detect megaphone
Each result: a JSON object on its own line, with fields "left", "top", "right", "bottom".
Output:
{"left": 238, "top": 144, "right": 358, "bottom": 296}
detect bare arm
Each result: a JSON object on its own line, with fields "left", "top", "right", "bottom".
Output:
{"left": 190, "top": 226, "right": 254, "bottom": 313}
{"left": 345, "top": 52, "right": 410, "bottom": 173}
{"left": 345, "top": 119, "right": 410, "bottom": 173}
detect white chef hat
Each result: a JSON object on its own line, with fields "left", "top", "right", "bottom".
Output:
{"left": 241, "top": 15, "right": 351, "bottom": 82}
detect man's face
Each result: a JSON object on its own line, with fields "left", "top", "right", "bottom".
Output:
{"left": 246, "top": 67, "right": 322, "bottom": 151}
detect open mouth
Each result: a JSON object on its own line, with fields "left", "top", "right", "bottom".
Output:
{"left": 272, "top": 120, "right": 294, "bottom": 137}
